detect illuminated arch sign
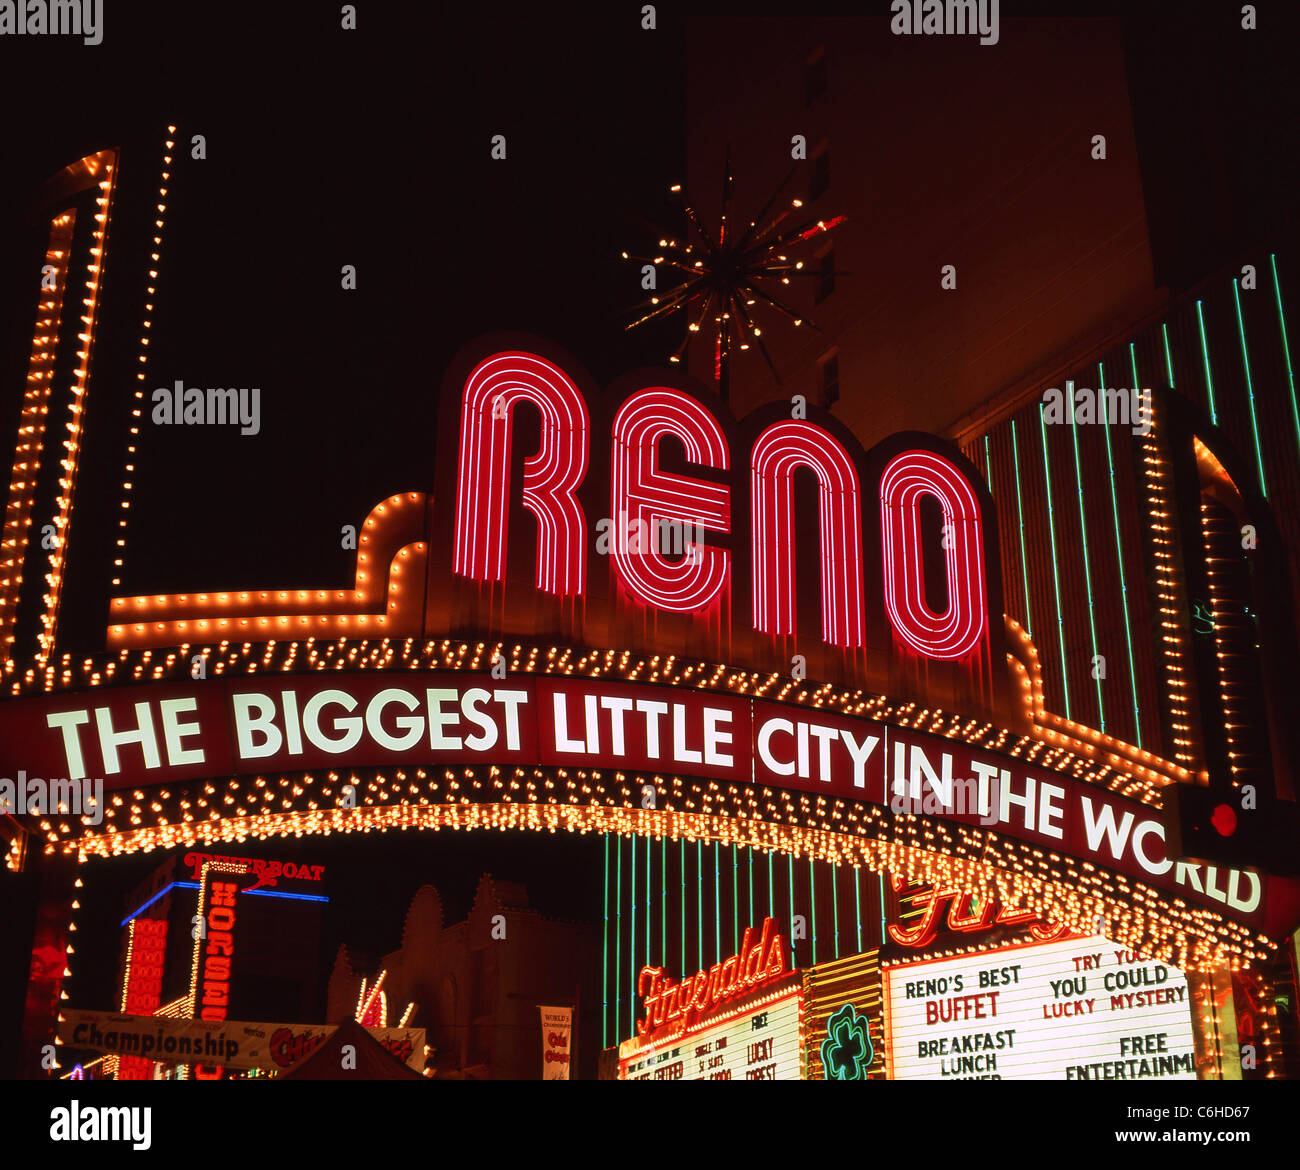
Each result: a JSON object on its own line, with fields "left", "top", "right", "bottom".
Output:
{"left": 425, "top": 337, "right": 1003, "bottom": 697}
{"left": 0, "top": 672, "right": 1270, "bottom": 928}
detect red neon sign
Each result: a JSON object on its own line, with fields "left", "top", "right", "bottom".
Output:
{"left": 610, "top": 387, "right": 730, "bottom": 613}
{"left": 636, "top": 917, "right": 787, "bottom": 1037}
{"left": 111, "top": 338, "right": 999, "bottom": 693}
{"left": 751, "top": 419, "right": 866, "bottom": 647}
{"left": 888, "top": 879, "right": 1072, "bottom": 949}
{"left": 879, "top": 449, "right": 988, "bottom": 660}
{"left": 453, "top": 351, "right": 589, "bottom": 596}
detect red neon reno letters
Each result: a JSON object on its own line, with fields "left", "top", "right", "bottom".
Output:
{"left": 611, "top": 388, "right": 730, "bottom": 612}
{"left": 453, "top": 351, "right": 589, "bottom": 596}
{"left": 448, "top": 345, "right": 992, "bottom": 666}
{"left": 880, "top": 450, "right": 988, "bottom": 659}
{"left": 751, "top": 419, "right": 866, "bottom": 647}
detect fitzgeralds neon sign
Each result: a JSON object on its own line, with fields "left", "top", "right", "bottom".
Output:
{"left": 888, "top": 878, "right": 1076, "bottom": 950}
{"left": 636, "top": 917, "right": 788, "bottom": 1037}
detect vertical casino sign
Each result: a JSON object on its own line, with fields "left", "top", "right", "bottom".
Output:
{"left": 189, "top": 862, "right": 247, "bottom": 1080}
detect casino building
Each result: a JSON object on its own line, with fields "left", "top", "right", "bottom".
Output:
{"left": 2, "top": 12, "right": 1299, "bottom": 1081}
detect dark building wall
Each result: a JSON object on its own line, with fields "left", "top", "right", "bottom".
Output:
{"left": 684, "top": 14, "right": 1156, "bottom": 435}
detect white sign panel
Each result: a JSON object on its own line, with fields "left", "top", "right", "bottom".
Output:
{"left": 884, "top": 936, "right": 1197, "bottom": 1080}
{"left": 618, "top": 987, "right": 802, "bottom": 1081}
{"left": 539, "top": 1005, "right": 573, "bottom": 1080}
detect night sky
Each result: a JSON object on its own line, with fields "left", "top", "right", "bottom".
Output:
{"left": 0, "top": 0, "right": 1297, "bottom": 1040}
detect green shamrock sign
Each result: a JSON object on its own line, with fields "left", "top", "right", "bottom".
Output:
{"left": 821, "top": 1002, "right": 874, "bottom": 1080}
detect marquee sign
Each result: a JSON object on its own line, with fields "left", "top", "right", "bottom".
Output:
{"left": 0, "top": 673, "right": 1268, "bottom": 926}
{"left": 619, "top": 981, "right": 803, "bottom": 1081}
{"left": 883, "top": 936, "right": 1199, "bottom": 1080}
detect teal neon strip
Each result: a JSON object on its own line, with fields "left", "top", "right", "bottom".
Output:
{"left": 615, "top": 836, "right": 622, "bottom": 1042}
{"left": 714, "top": 842, "right": 721, "bottom": 964}
{"left": 732, "top": 844, "right": 740, "bottom": 953}
{"left": 602, "top": 834, "right": 609, "bottom": 1048}
{"left": 832, "top": 866, "right": 840, "bottom": 959}
{"left": 647, "top": 842, "right": 655, "bottom": 967}
{"left": 854, "top": 867, "right": 863, "bottom": 953}
{"left": 1196, "top": 300, "right": 1218, "bottom": 424}
{"left": 748, "top": 847, "right": 754, "bottom": 928}
{"left": 1038, "top": 405, "right": 1072, "bottom": 718}
{"left": 768, "top": 851, "right": 774, "bottom": 921}
{"left": 680, "top": 840, "right": 686, "bottom": 972}
{"left": 697, "top": 840, "right": 704, "bottom": 971}
{"left": 809, "top": 858, "right": 818, "bottom": 965}
{"left": 629, "top": 835, "right": 636, "bottom": 1038}
{"left": 983, "top": 434, "right": 993, "bottom": 486}
{"left": 1107, "top": 353, "right": 1143, "bottom": 747}
{"left": 1162, "top": 322, "right": 1176, "bottom": 387}
{"left": 660, "top": 839, "right": 667, "bottom": 965}
{"left": 1232, "top": 280, "right": 1268, "bottom": 496}
{"left": 788, "top": 854, "right": 796, "bottom": 966}
{"left": 1066, "top": 380, "right": 1105, "bottom": 731}
{"left": 1270, "top": 255, "right": 1300, "bottom": 462}
{"left": 1009, "top": 419, "right": 1033, "bottom": 639}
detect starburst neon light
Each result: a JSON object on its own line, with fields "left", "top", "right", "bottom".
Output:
{"left": 623, "top": 150, "right": 846, "bottom": 401}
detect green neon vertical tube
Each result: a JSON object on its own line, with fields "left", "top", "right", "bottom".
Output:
{"left": 1196, "top": 300, "right": 1218, "bottom": 424}
{"left": 832, "top": 865, "right": 840, "bottom": 959}
{"left": 602, "top": 833, "right": 609, "bottom": 1048}
{"left": 614, "top": 836, "right": 622, "bottom": 1042}
{"left": 768, "top": 851, "right": 775, "bottom": 919}
{"left": 809, "top": 857, "right": 818, "bottom": 965}
{"left": 629, "top": 832, "right": 636, "bottom": 1032}
{"left": 1038, "top": 403, "right": 1072, "bottom": 718}
{"left": 1066, "top": 379, "right": 1105, "bottom": 730}
{"left": 660, "top": 838, "right": 667, "bottom": 966}
{"left": 714, "top": 842, "right": 721, "bottom": 963}
{"left": 1269, "top": 255, "right": 1300, "bottom": 462}
{"left": 1232, "top": 279, "right": 1268, "bottom": 497}
{"left": 748, "top": 847, "right": 755, "bottom": 928}
{"left": 645, "top": 833, "right": 651, "bottom": 966}
{"left": 855, "top": 866, "right": 863, "bottom": 953}
{"left": 680, "top": 840, "right": 686, "bottom": 973}
{"left": 732, "top": 844, "right": 740, "bottom": 953}
{"left": 788, "top": 854, "right": 796, "bottom": 967}
{"left": 1106, "top": 353, "right": 1143, "bottom": 746}
{"left": 697, "top": 840, "right": 704, "bottom": 971}
{"left": 1010, "top": 419, "right": 1033, "bottom": 639}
